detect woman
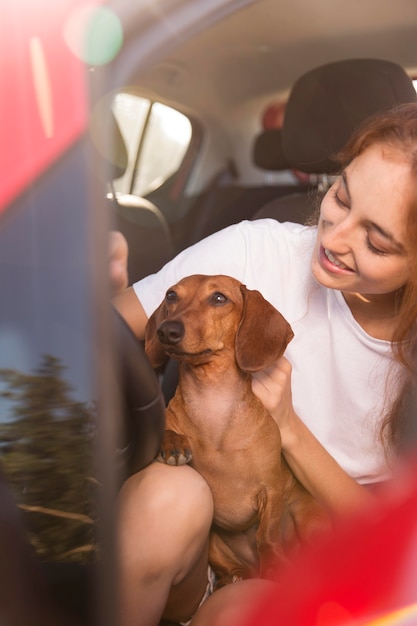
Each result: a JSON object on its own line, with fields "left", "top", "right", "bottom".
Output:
{"left": 112, "top": 102, "right": 417, "bottom": 626}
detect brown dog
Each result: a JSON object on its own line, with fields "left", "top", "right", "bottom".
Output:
{"left": 145, "top": 274, "right": 329, "bottom": 587}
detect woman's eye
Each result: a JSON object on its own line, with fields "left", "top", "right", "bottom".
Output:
{"left": 366, "top": 239, "right": 386, "bottom": 256}
{"left": 165, "top": 290, "right": 178, "bottom": 303}
{"left": 210, "top": 292, "right": 228, "bottom": 305}
{"left": 332, "top": 188, "right": 349, "bottom": 209}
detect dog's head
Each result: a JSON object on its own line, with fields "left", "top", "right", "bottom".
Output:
{"left": 145, "top": 274, "right": 293, "bottom": 372}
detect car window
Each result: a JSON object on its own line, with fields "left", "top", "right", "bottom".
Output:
{"left": 0, "top": 143, "right": 97, "bottom": 562}
{"left": 111, "top": 93, "right": 193, "bottom": 197}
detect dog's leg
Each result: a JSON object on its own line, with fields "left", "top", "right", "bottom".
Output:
{"left": 156, "top": 429, "right": 192, "bottom": 466}
{"left": 255, "top": 489, "right": 292, "bottom": 580}
{"left": 284, "top": 484, "right": 332, "bottom": 548}
{"left": 256, "top": 485, "right": 332, "bottom": 579}
{"left": 208, "top": 531, "right": 253, "bottom": 589}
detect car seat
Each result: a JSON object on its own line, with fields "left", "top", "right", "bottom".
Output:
{"left": 253, "top": 58, "right": 417, "bottom": 222}
{"left": 182, "top": 116, "right": 307, "bottom": 248}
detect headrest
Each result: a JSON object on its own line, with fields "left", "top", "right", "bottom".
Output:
{"left": 282, "top": 58, "right": 417, "bottom": 173}
{"left": 253, "top": 128, "right": 290, "bottom": 171}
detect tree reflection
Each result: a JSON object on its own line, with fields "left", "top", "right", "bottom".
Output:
{"left": 0, "top": 355, "right": 97, "bottom": 563}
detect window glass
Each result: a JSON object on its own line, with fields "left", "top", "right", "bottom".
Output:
{"left": 0, "top": 142, "right": 97, "bottom": 567}
{"left": 111, "top": 93, "right": 150, "bottom": 194}
{"left": 112, "top": 94, "right": 192, "bottom": 196}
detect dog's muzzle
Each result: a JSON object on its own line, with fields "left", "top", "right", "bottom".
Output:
{"left": 157, "top": 320, "right": 184, "bottom": 345}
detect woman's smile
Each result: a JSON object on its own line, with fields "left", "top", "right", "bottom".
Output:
{"left": 320, "top": 246, "right": 354, "bottom": 273}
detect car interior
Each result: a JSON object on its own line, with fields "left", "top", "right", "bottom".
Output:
{"left": 97, "top": 0, "right": 417, "bottom": 286}
{"left": 2, "top": 0, "right": 417, "bottom": 624}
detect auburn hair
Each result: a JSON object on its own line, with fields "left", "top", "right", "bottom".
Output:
{"left": 336, "top": 102, "right": 417, "bottom": 450}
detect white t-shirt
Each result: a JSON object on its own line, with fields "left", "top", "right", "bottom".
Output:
{"left": 134, "top": 219, "right": 398, "bottom": 484}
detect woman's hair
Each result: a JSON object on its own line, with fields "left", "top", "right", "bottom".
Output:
{"left": 336, "top": 102, "right": 417, "bottom": 450}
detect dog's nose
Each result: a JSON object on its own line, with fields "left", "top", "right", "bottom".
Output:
{"left": 157, "top": 320, "right": 184, "bottom": 345}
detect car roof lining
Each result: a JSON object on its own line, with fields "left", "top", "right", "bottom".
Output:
{"left": 127, "top": 0, "right": 417, "bottom": 120}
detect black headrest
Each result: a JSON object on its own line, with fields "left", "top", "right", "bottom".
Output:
{"left": 253, "top": 128, "right": 290, "bottom": 171}
{"left": 282, "top": 58, "right": 417, "bottom": 173}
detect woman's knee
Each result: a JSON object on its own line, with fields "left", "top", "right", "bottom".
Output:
{"left": 191, "top": 579, "right": 276, "bottom": 626}
{"left": 116, "top": 463, "right": 214, "bottom": 625}
{"left": 117, "top": 463, "right": 213, "bottom": 569}
{"left": 119, "top": 462, "right": 213, "bottom": 522}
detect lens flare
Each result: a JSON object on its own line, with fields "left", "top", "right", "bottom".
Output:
{"left": 64, "top": 4, "right": 123, "bottom": 66}
{"left": 29, "top": 37, "right": 54, "bottom": 138}
{"left": 362, "top": 603, "right": 417, "bottom": 625}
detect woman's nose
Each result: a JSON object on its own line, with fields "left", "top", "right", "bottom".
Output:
{"left": 321, "top": 216, "right": 353, "bottom": 253}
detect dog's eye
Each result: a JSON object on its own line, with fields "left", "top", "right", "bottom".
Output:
{"left": 210, "top": 292, "right": 228, "bottom": 305}
{"left": 165, "top": 290, "right": 178, "bottom": 303}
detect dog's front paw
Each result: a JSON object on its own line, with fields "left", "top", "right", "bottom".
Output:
{"left": 156, "top": 429, "right": 192, "bottom": 466}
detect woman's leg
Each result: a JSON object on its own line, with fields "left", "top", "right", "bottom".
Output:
{"left": 190, "top": 579, "right": 277, "bottom": 626}
{"left": 117, "top": 462, "right": 214, "bottom": 626}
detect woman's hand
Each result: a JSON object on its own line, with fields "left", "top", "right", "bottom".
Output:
{"left": 252, "top": 355, "right": 372, "bottom": 517}
{"left": 109, "top": 231, "right": 129, "bottom": 297}
{"left": 251, "top": 356, "right": 296, "bottom": 446}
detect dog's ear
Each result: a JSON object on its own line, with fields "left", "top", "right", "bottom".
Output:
{"left": 145, "top": 302, "right": 169, "bottom": 369}
{"left": 235, "top": 285, "right": 294, "bottom": 373}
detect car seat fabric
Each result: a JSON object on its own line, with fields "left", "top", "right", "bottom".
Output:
{"left": 112, "top": 197, "right": 176, "bottom": 282}
{"left": 184, "top": 183, "right": 302, "bottom": 247}
{"left": 253, "top": 191, "right": 321, "bottom": 223}
{"left": 252, "top": 128, "right": 291, "bottom": 171}
{"left": 183, "top": 126, "right": 305, "bottom": 247}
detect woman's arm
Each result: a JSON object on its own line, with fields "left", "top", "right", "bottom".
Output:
{"left": 113, "top": 287, "right": 149, "bottom": 341}
{"left": 109, "top": 231, "right": 149, "bottom": 340}
{"left": 251, "top": 357, "right": 373, "bottom": 519}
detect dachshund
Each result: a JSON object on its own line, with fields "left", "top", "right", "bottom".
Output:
{"left": 145, "top": 274, "right": 330, "bottom": 587}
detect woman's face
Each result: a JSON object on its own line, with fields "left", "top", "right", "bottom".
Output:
{"left": 311, "top": 144, "right": 413, "bottom": 301}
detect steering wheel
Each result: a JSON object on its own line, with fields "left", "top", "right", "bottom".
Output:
{"left": 112, "top": 307, "right": 165, "bottom": 479}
